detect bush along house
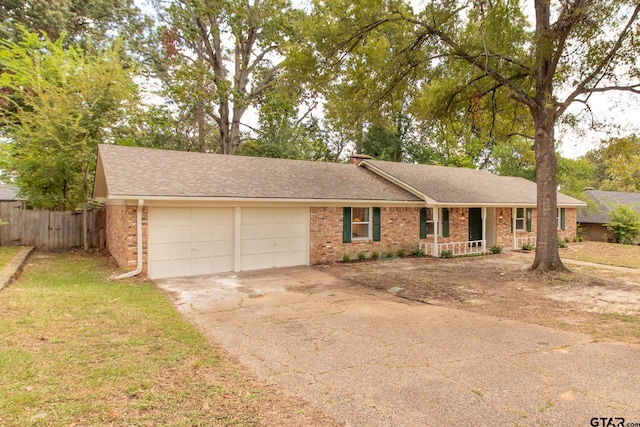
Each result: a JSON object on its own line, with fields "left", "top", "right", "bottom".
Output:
{"left": 93, "top": 145, "right": 585, "bottom": 279}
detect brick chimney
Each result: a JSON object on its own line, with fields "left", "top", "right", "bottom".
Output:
{"left": 347, "top": 153, "right": 372, "bottom": 165}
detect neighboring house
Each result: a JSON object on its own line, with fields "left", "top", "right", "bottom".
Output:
{"left": 93, "top": 145, "right": 585, "bottom": 279}
{"left": 577, "top": 189, "right": 640, "bottom": 242}
{"left": 0, "top": 183, "right": 20, "bottom": 201}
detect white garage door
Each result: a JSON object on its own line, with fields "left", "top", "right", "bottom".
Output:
{"left": 241, "top": 208, "right": 308, "bottom": 271}
{"left": 148, "top": 207, "right": 233, "bottom": 279}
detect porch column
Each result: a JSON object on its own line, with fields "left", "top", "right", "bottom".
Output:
{"left": 433, "top": 207, "right": 439, "bottom": 257}
{"left": 482, "top": 207, "right": 486, "bottom": 252}
{"left": 512, "top": 207, "right": 517, "bottom": 249}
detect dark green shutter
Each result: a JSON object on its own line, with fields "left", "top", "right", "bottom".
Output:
{"left": 342, "top": 207, "right": 352, "bottom": 243}
{"left": 526, "top": 208, "right": 532, "bottom": 232}
{"left": 561, "top": 208, "right": 566, "bottom": 231}
{"left": 419, "top": 208, "right": 427, "bottom": 239}
{"left": 442, "top": 208, "right": 450, "bottom": 237}
{"left": 373, "top": 207, "right": 381, "bottom": 241}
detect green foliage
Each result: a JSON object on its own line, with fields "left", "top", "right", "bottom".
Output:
{"left": 411, "top": 248, "right": 425, "bottom": 257}
{"left": 371, "top": 251, "right": 380, "bottom": 260}
{"left": 596, "top": 135, "right": 640, "bottom": 192}
{"left": 150, "top": 0, "right": 304, "bottom": 155}
{"left": 521, "top": 243, "right": 534, "bottom": 251}
{"left": 0, "top": 0, "right": 145, "bottom": 46}
{"left": 0, "top": 30, "right": 138, "bottom": 210}
{"left": 357, "top": 251, "right": 366, "bottom": 261}
{"left": 557, "top": 238, "right": 567, "bottom": 249}
{"left": 605, "top": 204, "right": 640, "bottom": 244}
{"left": 489, "top": 245, "right": 503, "bottom": 254}
{"left": 440, "top": 250, "right": 453, "bottom": 258}
{"left": 396, "top": 249, "right": 406, "bottom": 258}
{"left": 386, "top": 251, "right": 395, "bottom": 259}
{"left": 342, "top": 253, "right": 350, "bottom": 263}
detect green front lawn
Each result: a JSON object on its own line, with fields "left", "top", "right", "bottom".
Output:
{"left": 0, "top": 246, "right": 24, "bottom": 270}
{"left": 0, "top": 252, "right": 295, "bottom": 426}
{"left": 562, "top": 241, "right": 640, "bottom": 269}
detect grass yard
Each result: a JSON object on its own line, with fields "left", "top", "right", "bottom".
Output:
{"left": 0, "top": 246, "right": 24, "bottom": 270}
{"left": 561, "top": 241, "right": 640, "bottom": 269}
{"left": 0, "top": 252, "right": 332, "bottom": 426}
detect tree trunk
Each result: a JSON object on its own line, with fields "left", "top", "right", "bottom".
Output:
{"left": 82, "top": 168, "right": 89, "bottom": 252}
{"left": 529, "top": 111, "right": 569, "bottom": 273}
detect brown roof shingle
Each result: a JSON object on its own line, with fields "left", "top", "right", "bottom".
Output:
{"left": 94, "top": 145, "right": 422, "bottom": 202}
{"left": 362, "top": 160, "right": 584, "bottom": 206}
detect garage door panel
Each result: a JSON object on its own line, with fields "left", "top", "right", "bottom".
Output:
{"left": 214, "top": 225, "right": 233, "bottom": 241}
{"left": 240, "top": 208, "right": 308, "bottom": 271}
{"left": 149, "top": 242, "right": 171, "bottom": 260}
{"left": 193, "top": 224, "right": 212, "bottom": 239}
{"left": 290, "top": 236, "right": 306, "bottom": 251}
{"left": 192, "top": 241, "right": 212, "bottom": 256}
{"left": 148, "top": 207, "right": 234, "bottom": 279}
{"left": 241, "top": 239, "right": 257, "bottom": 255}
{"left": 171, "top": 209, "right": 193, "bottom": 225}
{"left": 172, "top": 241, "right": 192, "bottom": 260}
{"left": 214, "top": 240, "right": 232, "bottom": 256}
{"left": 171, "top": 225, "right": 192, "bottom": 241}
{"left": 149, "top": 208, "right": 172, "bottom": 226}
{"left": 214, "top": 209, "right": 233, "bottom": 224}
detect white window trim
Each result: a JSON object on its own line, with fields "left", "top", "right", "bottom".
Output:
{"left": 351, "top": 207, "right": 372, "bottom": 240}
{"left": 425, "top": 207, "right": 441, "bottom": 237}
{"left": 515, "top": 207, "right": 525, "bottom": 232}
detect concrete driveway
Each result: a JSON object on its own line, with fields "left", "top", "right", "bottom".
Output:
{"left": 156, "top": 266, "right": 640, "bottom": 426}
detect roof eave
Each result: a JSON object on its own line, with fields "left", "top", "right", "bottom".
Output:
{"left": 359, "top": 161, "right": 437, "bottom": 204}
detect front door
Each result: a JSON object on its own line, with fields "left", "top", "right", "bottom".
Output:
{"left": 469, "top": 208, "right": 483, "bottom": 242}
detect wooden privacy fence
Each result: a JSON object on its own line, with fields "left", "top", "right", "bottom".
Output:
{"left": 0, "top": 201, "right": 105, "bottom": 251}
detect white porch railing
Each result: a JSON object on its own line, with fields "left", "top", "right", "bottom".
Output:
{"left": 418, "top": 240, "right": 486, "bottom": 257}
{"left": 515, "top": 236, "right": 536, "bottom": 249}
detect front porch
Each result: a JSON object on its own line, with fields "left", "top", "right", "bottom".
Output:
{"left": 417, "top": 206, "right": 538, "bottom": 257}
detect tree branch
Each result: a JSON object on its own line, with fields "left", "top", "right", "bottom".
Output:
{"left": 557, "top": 3, "right": 640, "bottom": 117}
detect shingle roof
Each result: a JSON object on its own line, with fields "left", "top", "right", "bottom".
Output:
{"left": 0, "top": 184, "right": 19, "bottom": 201}
{"left": 362, "top": 160, "right": 583, "bottom": 206}
{"left": 93, "top": 145, "right": 422, "bottom": 202}
{"left": 578, "top": 190, "right": 640, "bottom": 224}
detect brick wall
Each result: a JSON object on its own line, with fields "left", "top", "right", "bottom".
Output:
{"left": 309, "top": 207, "right": 421, "bottom": 263}
{"left": 558, "top": 208, "right": 578, "bottom": 242}
{"left": 105, "top": 205, "right": 148, "bottom": 275}
{"left": 309, "top": 206, "right": 579, "bottom": 264}
{"left": 495, "top": 207, "right": 515, "bottom": 247}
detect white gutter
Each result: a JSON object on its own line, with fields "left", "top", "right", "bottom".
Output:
{"left": 114, "top": 199, "right": 144, "bottom": 279}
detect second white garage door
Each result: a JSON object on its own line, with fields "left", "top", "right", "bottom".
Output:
{"left": 240, "top": 207, "right": 308, "bottom": 271}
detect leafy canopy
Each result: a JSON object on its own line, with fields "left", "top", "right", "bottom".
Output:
{"left": 0, "top": 29, "right": 138, "bottom": 210}
{"left": 605, "top": 204, "right": 640, "bottom": 245}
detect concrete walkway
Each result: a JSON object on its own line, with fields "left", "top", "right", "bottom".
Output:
{"left": 0, "top": 247, "right": 34, "bottom": 291}
{"left": 157, "top": 267, "right": 640, "bottom": 426}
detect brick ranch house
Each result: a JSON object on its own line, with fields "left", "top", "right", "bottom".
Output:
{"left": 93, "top": 145, "right": 585, "bottom": 279}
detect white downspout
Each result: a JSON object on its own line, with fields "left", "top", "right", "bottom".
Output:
{"left": 115, "top": 199, "right": 144, "bottom": 279}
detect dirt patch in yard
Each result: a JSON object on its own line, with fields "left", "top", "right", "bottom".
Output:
{"left": 323, "top": 250, "right": 640, "bottom": 343}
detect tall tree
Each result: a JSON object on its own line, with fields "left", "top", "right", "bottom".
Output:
{"left": 151, "top": 0, "right": 303, "bottom": 155}
{"left": 597, "top": 135, "right": 640, "bottom": 192}
{"left": 0, "top": 30, "right": 138, "bottom": 249}
{"left": 330, "top": 0, "right": 640, "bottom": 272}
{"left": 0, "top": 0, "right": 145, "bottom": 45}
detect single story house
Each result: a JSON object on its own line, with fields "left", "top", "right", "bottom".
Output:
{"left": 578, "top": 189, "right": 640, "bottom": 242}
{"left": 93, "top": 145, "right": 585, "bottom": 279}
